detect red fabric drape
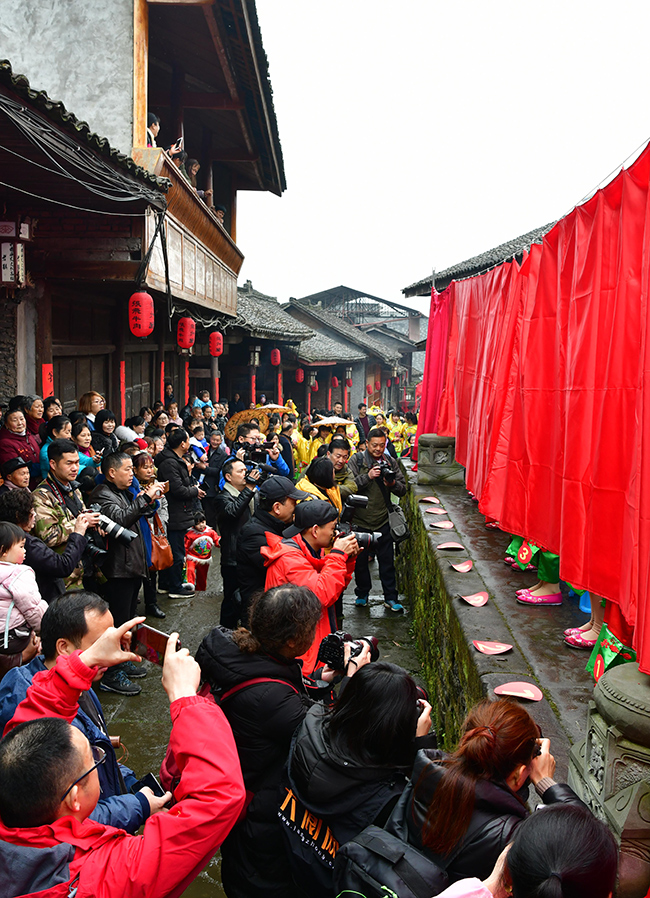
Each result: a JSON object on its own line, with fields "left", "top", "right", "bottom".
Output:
{"left": 428, "top": 142, "right": 650, "bottom": 673}
{"left": 413, "top": 287, "right": 454, "bottom": 459}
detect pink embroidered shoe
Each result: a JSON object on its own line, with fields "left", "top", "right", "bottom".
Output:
{"left": 516, "top": 591, "right": 563, "bottom": 606}
{"left": 564, "top": 626, "right": 583, "bottom": 637}
{"left": 564, "top": 630, "right": 597, "bottom": 649}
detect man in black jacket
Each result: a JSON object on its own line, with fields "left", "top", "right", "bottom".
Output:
{"left": 215, "top": 457, "right": 260, "bottom": 628}
{"left": 90, "top": 452, "right": 165, "bottom": 694}
{"left": 236, "top": 476, "right": 303, "bottom": 619}
{"left": 156, "top": 428, "right": 206, "bottom": 599}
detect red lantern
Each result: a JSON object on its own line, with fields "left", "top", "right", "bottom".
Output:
{"left": 177, "top": 317, "right": 195, "bottom": 349}
{"left": 331, "top": 376, "right": 339, "bottom": 388}
{"left": 311, "top": 381, "right": 319, "bottom": 392}
{"left": 375, "top": 381, "right": 381, "bottom": 392}
{"left": 271, "top": 349, "right": 281, "bottom": 367}
{"left": 366, "top": 384, "right": 372, "bottom": 395}
{"left": 295, "top": 367, "right": 305, "bottom": 384}
{"left": 346, "top": 378, "right": 353, "bottom": 388}
{"left": 128, "top": 292, "right": 154, "bottom": 338}
{"left": 209, "top": 331, "right": 223, "bottom": 357}
{"left": 387, "top": 378, "right": 392, "bottom": 387}
{"left": 395, "top": 376, "right": 400, "bottom": 385}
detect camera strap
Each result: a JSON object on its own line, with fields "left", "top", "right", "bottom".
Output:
{"left": 44, "top": 476, "right": 84, "bottom": 517}
{"left": 376, "top": 477, "right": 396, "bottom": 513}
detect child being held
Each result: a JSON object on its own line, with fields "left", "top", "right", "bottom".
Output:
{"left": 0, "top": 522, "right": 47, "bottom": 681}
{"left": 184, "top": 511, "right": 220, "bottom": 592}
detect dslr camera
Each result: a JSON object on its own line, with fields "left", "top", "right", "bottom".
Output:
{"left": 337, "top": 494, "right": 382, "bottom": 550}
{"left": 87, "top": 503, "right": 138, "bottom": 545}
{"left": 375, "top": 458, "right": 396, "bottom": 484}
{"left": 242, "top": 442, "right": 277, "bottom": 484}
{"left": 317, "top": 630, "right": 380, "bottom": 671}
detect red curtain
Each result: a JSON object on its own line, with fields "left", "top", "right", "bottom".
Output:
{"left": 429, "top": 142, "right": 650, "bottom": 672}
{"left": 413, "top": 287, "right": 454, "bottom": 459}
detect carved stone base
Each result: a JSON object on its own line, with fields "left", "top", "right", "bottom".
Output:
{"left": 569, "top": 664, "right": 650, "bottom": 898}
{"left": 417, "top": 434, "right": 465, "bottom": 485}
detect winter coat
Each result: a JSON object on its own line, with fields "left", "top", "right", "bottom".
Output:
{"left": 404, "top": 749, "right": 587, "bottom": 883}
{"left": 262, "top": 533, "right": 355, "bottom": 675}
{"left": 0, "top": 650, "right": 246, "bottom": 898}
{"left": 155, "top": 446, "right": 199, "bottom": 531}
{"left": 296, "top": 476, "right": 343, "bottom": 511}
{"left": 0, "top": 657, "right": 148, "bottom": 833}
{"left": 216, "top": 483, "right": 256, "bottom": 567}
{"left": 236, "top": 507, "right": 286, "bottom": 606}
{"left": 88, "top": 482, "right": 151, "bottom": 579}
{"left": 353, "top": 413, "right": 376, "bottom": 443}
{"left": 281, "top": 704, "right": 409, "bottom": 898}
{"left": 334, "top": 463, "right": 358, "bottom": 502}
{"left": 0, "top": 562, "right": 47, "bottom": 640}
{"left": 0, "top": 427, "right": 40, "bottom": 486}
{"left": 196, "top": 626, "right": 310, "bottom": 898}
{"left": 32, "top": 479, "right": 87, "bottom": 591}
{"left": 90, "top": 429, "right": 119, "bottom": 457}
{"left": 202, "top": 445, "right": 229, "bottom": 499}
{"left": 347, "top": 449, "right": 407, "bottom": 531}
{"left": 278, "top": 433, "right": 295, "bottom": 477}
{"left": 24, "top": 531, "right": 87, "bottom": 603}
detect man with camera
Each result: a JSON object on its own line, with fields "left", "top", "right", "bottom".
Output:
{"left": 32, "top": 439, "right": 102, "bottom": 593}
{"left": 233, "top": 422, "right": 290, "bottom": 478}
{"left": 156, "top": 428, "right": 206, "bottom": 600}
{"left": 236, "top": 475, "right": 303, "bottom": 617}
{"left": 216, "top": 456, "right": 261, "bottom": 628}
{"left": 89, "top": 452, "right": 167, "bottom": 695}
{"left": 326, "top": 437, "right": 357, "bottom": 501}
{"left": 348, "top": 427, "right": 407, "bottom": 612}
{"left": 0, "top": 616, "right": 246, "bottom": 898}
{"left": 262, "top": 499, "right": 360, "bottom": 675}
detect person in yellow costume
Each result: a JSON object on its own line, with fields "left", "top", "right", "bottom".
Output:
{"left": 387, "top": 409, "right": 407, "bottom": 455}
{"left": 307, "top": 424, "right": 333, "bottom": 463}
{"left": 296, "top": 455, "right": 343, "bottom": 511}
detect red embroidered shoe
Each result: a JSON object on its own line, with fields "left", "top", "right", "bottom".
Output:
{"left": 564, "top": 631, "right": 597, "bottom": 649}
{"left": 516, "top": 592, "right": 563, "bottom": 606}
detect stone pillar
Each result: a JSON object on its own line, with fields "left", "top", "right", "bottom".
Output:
{"left": 417, "top": 434, "right": 465, "bottom": 486}
{"left": 568, "top": 663, "right": 650, "bottom": 898}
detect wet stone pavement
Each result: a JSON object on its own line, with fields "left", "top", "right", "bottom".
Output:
{"left": 97, "top": 553, "right": 422, "bottom": 897}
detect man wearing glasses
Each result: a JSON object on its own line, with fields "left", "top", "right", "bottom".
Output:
{"left": 0, "top": 617, "right": 246, "bottom": 898}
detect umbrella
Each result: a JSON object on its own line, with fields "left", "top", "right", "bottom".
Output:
{"left": 314, "top": 416, "right": 352, "bottom": 427}
{"left": 258, "top": 404, "right": 291, "bottom": 411}
{"left": 225, "top": 408, "right": 271, "bottom": 442}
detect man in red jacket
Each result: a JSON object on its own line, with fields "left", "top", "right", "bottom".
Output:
{"left": 0, "top": 617, "right": 246, "bottom": 898}
{"left": 262, "top": 499, "right": 360, "bottom": 674}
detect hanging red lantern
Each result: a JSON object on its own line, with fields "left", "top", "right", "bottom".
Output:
{"left": 295, "top": 367, "right": 305, "bottom": 384}
{"left": 271, "top": 348, "right": 281, "bottom": 367}
{"left": 311, "top": 381, "right": 319, "bottom": 392}
{"left": 366, "top": 384, "right": 372, "bottom": 395}
{"left": 177, "top": 317, "right": 195, "bottom": 349}
{"left": 346, "top": 378, "right": 353, "bottom": 388}
{"left": 331, "top": 376, "right": 339, "bottom": 388}
{"left": 387, "top": 378, "right": 392, "bottom": 387}
{"left": 395, "top": 376, "right": 400, "bottom": 385}
{"left": 128, "top": 292, "right": 154, "bottom": 338}
{"left": 209, "top": 331, "right": 223, "bottom": 357}
{"left": 375, "top": 381, "right": 381, "bottom": 392}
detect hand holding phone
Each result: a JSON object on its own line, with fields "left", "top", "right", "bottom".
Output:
{"left": 133, "top": 623, "right": 180, "bottom": 666}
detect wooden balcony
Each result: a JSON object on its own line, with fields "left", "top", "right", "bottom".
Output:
{"left": 132, "top": 147, "right": 243, "bottom": 315}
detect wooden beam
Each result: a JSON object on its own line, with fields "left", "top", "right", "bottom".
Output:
{"left": 133, "top": 0, "right": 149, "bottom": 147}
{"left": 149, "top": 89, "right": 243, "bottom": 110}
{"left": 32, "top": 261, "right": 141, "bottom": 280}
{"left": 53, "top": 344, "right": 117, "bottom": 356}
{"left": 170, "top": 65, "right": 185, "bottom": 146}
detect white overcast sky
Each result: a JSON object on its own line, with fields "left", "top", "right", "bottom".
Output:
{"left": 237, "top": 0, "right": 650, "bottom": 311}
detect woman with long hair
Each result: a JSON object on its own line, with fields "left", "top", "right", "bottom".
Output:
{"left": 296, "top": 455, "right": 343, "bottom": 511}
{"left": 434, "top": 803, "right": 617, "bottom": 898}
{"left": 404, "top": 699, "right": 584, "bottom": 884}
{"left": 282, "top": 661, "right": 433, "bottom": 898}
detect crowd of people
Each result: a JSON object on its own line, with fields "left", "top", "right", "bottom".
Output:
{"left": 0, "top": 387, "right": 620, "bottom": 897}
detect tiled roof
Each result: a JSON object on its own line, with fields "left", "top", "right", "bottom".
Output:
{"left": 298, "top": 332, "right": 367, "bottom": 364}
{"left": 0, "top": 60, "right": 170, "bottom": 197}
{"left": 286, "top": 299, "right": 402, "bottom": 365}
{"left": 403, "top": 222, "right": 556, "bottom": 296}
{"left": 235, "top": 282, "right": 313, "bottom": 341}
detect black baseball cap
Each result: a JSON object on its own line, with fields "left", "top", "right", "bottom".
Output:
{"left": 283, "top": 499, "right": 339, "bottom": 537}
{"left": 259, "top": 476, "right": 303, "bottom": 503}
{"left": 1, "top": 456, "right": 29, "bottom": 477}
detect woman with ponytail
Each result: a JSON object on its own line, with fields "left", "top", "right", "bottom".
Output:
{"left": 434, "top": 804, "right": 617, "bottom": 897}
{"left": 404, "top": 699, "right": 585, "bottom": 884}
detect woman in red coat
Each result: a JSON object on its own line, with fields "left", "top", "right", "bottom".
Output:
{"left": 0, "top": 409, "right": 41, "bottom": 487}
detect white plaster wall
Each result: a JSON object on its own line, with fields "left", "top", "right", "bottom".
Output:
{"left": 16, "top": 290, "right": 36, "bottom": 396}
{"left": 0, "top": 0, "right": 134, "bottom": 154}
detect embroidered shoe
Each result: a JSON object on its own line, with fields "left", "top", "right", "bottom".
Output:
{"left": 564, "top": 631, "right": 597, "bottom": 649}
{"left": 516, "top": 592, "right": 563, "bottom": 606}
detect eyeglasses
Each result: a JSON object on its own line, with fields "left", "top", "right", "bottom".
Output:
{"left": 61, "top": 745, "right": 106, "bottom": 801}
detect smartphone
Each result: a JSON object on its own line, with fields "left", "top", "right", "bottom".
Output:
{"left": 130, "top": 772, "right": 166, "bottom": 798}
{"left": 133, "top": 623, "right": 180, "bottom": 666}
{"left": 175, "top": 136, "right": 184, "bottom": 149}
{"left": 161, "top": 480, "right": 170, "bottom": 494}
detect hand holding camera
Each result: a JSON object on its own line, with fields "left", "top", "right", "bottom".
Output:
{"left": 332, "top": 532, "right": 360, "bottom": 556}
{"left": 416, "top": 698, "right": 433, "bottom": 737}
{"left": 529, "top": 737, "right": 555, "bottom": 784}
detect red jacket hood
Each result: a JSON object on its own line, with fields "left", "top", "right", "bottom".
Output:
{"left": 0, "top": 812, "right": 124, "bottom": 852}
{"left": 261, "top": 532, "right": 325, "bottom": 569}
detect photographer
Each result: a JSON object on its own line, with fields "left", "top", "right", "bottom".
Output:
{"left": 0, "top": 616, "right": 246, "bottom": 898}
{"left": 196, "top": 585, "right": 370, "bottom": 898}
{"left": 89, "top": 452, "right": 166, "bottom": 696}
{"left": 233, "top": 422, "right": 290, "bottom": 478}
{"left": 236, "top": 476, "right": 303, "bottom": 618}
{"left": 348, "top": 427, "right": 407, "bottom": 613}
{"left": 32, "top": 439, "right": 102, "bottom": 593}
{"left": 326, "top": 437, "right": 357, "bottom": 501}
{"left": 280, "top": 662, "right": 433, "bottom": 898}
{"left": 262, "top": 499, "right": 360, "bottom": 675}
{"left": 216, "top": 457, "right": 260, "bottom": 628}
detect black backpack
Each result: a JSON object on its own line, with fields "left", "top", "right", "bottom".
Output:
{"left": 333, "top": 781, "right": 459, "bottom": 898}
